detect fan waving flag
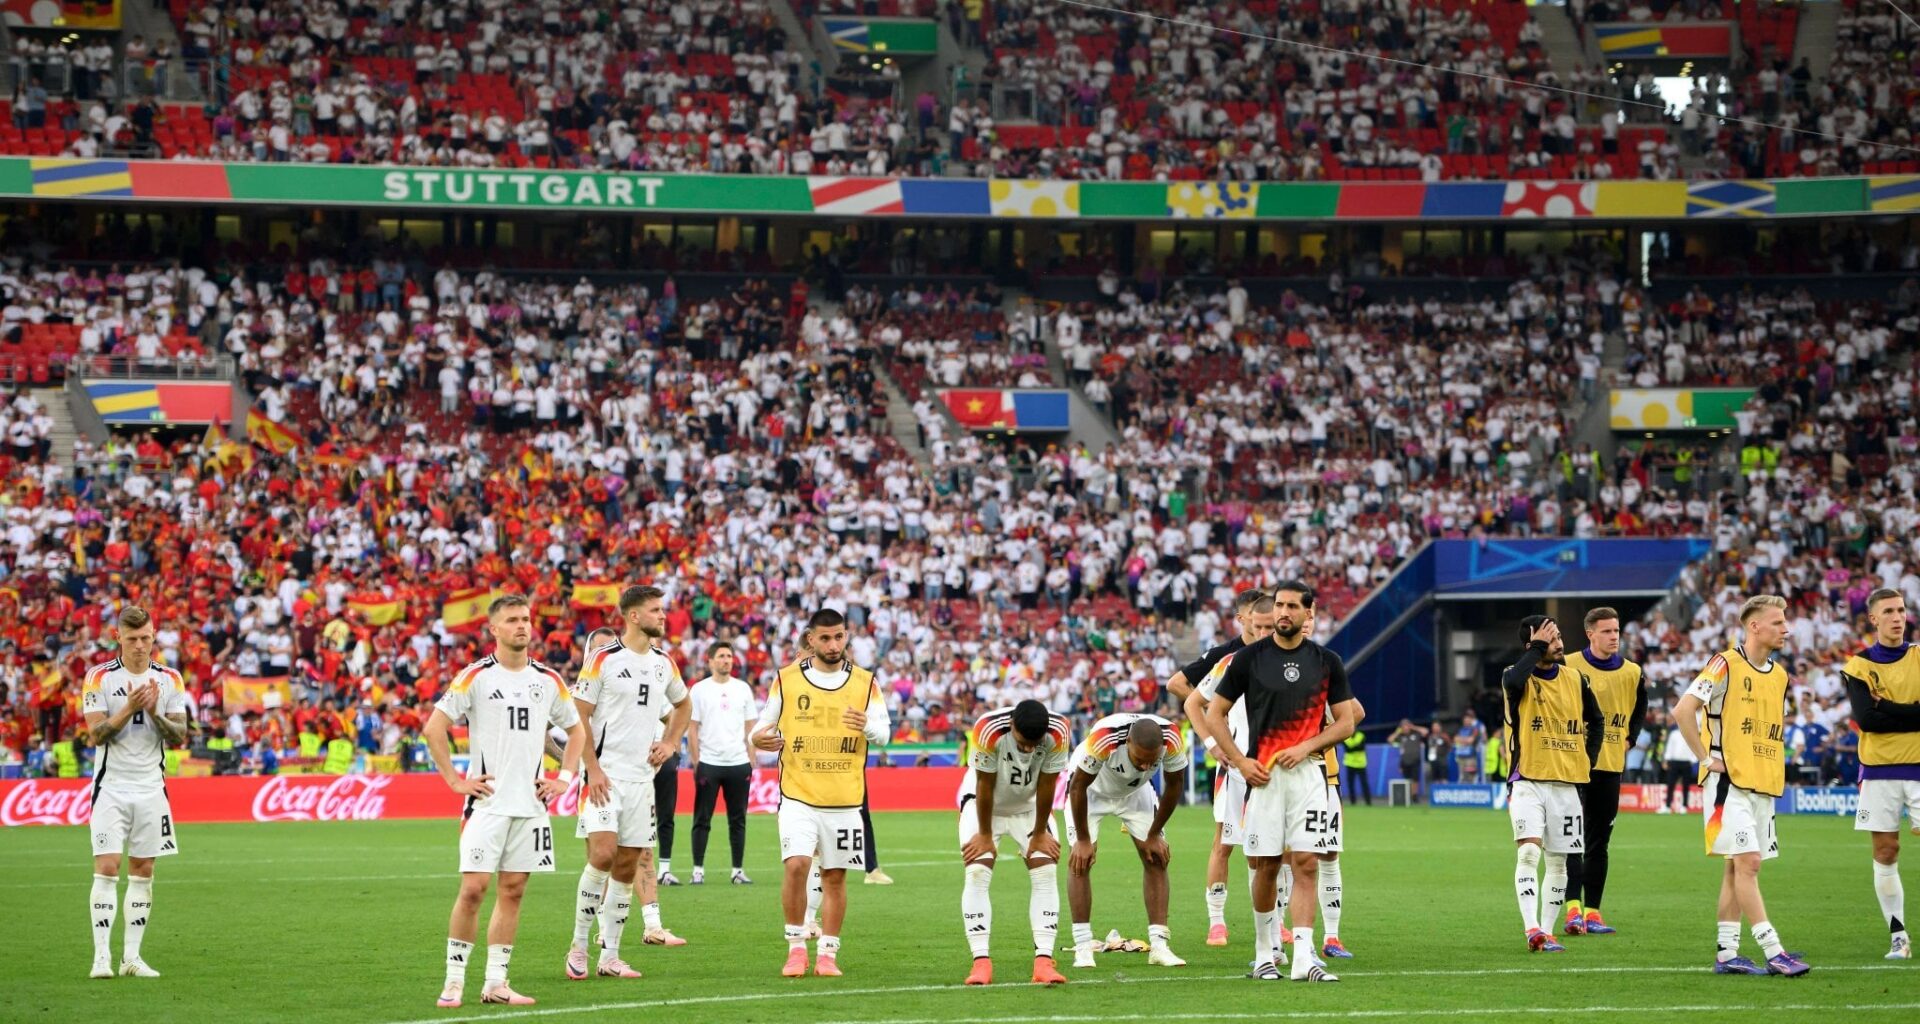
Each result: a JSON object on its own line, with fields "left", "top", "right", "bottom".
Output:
{"left": 442, "top": 588, "right": 495, "bottom": 631}
{"left": 943, "top": 389, "right": 1009, "bottom": 429}
{"left": 570, "top": 581, "right": 621, "bottom": 609}
{"left": 348, "top": 593, "right": 408, "bottom": 626}
{"left": 246, "top": 410, "right": 301, "bottom": 454}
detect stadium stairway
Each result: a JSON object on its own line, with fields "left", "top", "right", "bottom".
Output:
{"left": 37, "top": 386, "right": 81, "bottom": 466}
{"left": 1790, "top": 0, "right": 1842, "bottom": 83}
{"left": 875, "top": 361, "right": 934, "bottom": 471}
{"left": 773, "top": 0, "right": 827, "bottom": 100}
{"left": 1534, "top": 3, "right": 1602, "bottom": 101}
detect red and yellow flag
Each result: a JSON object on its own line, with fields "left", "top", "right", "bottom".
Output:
{"left": 246, "top": 410, "right": 300, "bottom": 454}
{"left": 442, "top": 587, "right": 496, "bottom": 631}
{"left": 348, "top": 593, "right": 408, "bottom": 626}
{"left": 569, "top": 580, "right": 621, "bottom": 609}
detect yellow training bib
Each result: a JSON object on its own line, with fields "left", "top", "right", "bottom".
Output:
{"left": 775, "top": 659, "right": 878, "bottom": 809}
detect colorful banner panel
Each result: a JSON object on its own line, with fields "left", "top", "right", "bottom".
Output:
{"left": 1609, "top": 388, "right": 1755, "bottom": 430}
{"left": 84, "top": 380, "right": 232, "bottom": 424}
{"left": 2, "top": 0, "right": 121, "bottom": 30}
{"left": 0, "top": 159, "right": 1908, "bottom": 221}
{"left": 1594, "top": 21, "right": 1732, "bottom": 58}
{"left": 823, "top": 16, "right": 939, "bottom": 53}
{"left": 941, "top": 389, "right": 1071, "bottom": 431}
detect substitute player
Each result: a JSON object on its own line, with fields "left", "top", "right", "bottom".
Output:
{"left": 1206, "top": 580, "right": 1356, "bottom": 982}
{"left": 1673, "top": 594, "right": 1811, "bottom": 976}
{"left": 1501, "top": 615, "right": 1603, "bottom": 954}
{"left": 81, "top": 605, "right": 190, "bottom": 980}
{"left": 958, "top": 699, "right": 1073, "bottom": 986}
{"left": 1173, "top": 588, "right": 1273, "bottom": 947}
{"left": 689, "top": 641, "right": 758, "bottom": 886}
{"left": 565, "top": 585, "right": 692, "bottom": 981}
{"left": 1561, "top": 607, "right": 1645, "bottom": 937}
{"left": 424, "top": 595, "right": 589, "bottom": 1007}
{"left": 1065, "top": 712, "right": 1188, "bottom": 969}
{"left": 1842, "top": 588, "right": 1920, "bottom": 960}
{"left": 750, "top": 609, "right": 891, "bottom": 978}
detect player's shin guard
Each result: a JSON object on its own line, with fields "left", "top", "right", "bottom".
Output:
{"left": 1542, "top": 853, "right": 1568, "bottom": 933}
{"left": 89, "top": 874, "right": 118, "bottom": 961}
{"left": 1029, "top": 862, "right": 1060, "bottom": 957}
{"left": 123, "top": 876, "right": 152, "bottom": 963}
{"left": 963, "top": 862, "right": 994, "bottom": 959}
{"left": 599, "top": 881, "right": 634, "bottom": 961}
{"left": 574, "top": 866, "right": 610, "bottom": 947}
{"left": 1874, "top": 860, "right": 1907, "bottom": 939}
{"left": 806, "top": 862, "right": 824, "bottom": 928}
{"left": 484, "top": 944, "right": 512, "bottom": 989}
{"left": 1318, "top": 859, "right": 1342, "bottom": 940}
{"left": 1514, "top": 844, "right": 1542, "bottom": 932}
{"left": 446, "top": 938, "right": 473, "bottom": 987}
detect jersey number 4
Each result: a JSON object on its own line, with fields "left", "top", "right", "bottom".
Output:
{"left": 834, "top": 828, "right": 865, "bottom": 853}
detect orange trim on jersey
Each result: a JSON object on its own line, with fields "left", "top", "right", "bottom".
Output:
{"left": 447, "top": 662, "right": 486, "bottom": 694}
{"left": 532, "top": 661, "right": 570, "bottom": 698}
{"left": 1087, "top": 725, "right": 1126, "bottom": 756}
{"left": 81, "top": 662, "right": 114, "bottom": 695}
{"left": 1695, "top": 653, "right": 1729, "bottom": 685}
{"left": 1047, "top": 714, "right": 1072, "bottom": 754}
{"left": 579, "top": 642, "right": 621, "bottom": 681}
{"left": 971, "top": 712, "right": 1013, "bottom": 751}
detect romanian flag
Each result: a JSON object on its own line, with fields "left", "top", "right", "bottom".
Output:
{"left": 246, "top": 410, "right": 301, "bottom": 454}
{"left": 349, "top": 593, "right": 408, "bottom": 626}
{"left": 442, "top": 587, "right": 496, "bottom": 631}
{"left": 570, "top": 580, "right": 621, "bottom": 609}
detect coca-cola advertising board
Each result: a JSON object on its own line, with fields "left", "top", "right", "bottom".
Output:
{"left": 1, "top": 767, "right": 968, "bottom": 827}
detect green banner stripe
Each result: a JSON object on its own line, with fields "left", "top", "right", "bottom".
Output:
{"left": 0, "top": 157, "right": 31, "bottom": 195}
{"left": 1773, "top": 178, "right": 1867, "bottom": 214}
{"left": 868, "top": 20, "right": 938, "bottom": 53}
{"left": 1256, "top": 183, "right": 1342, "bottom": 218}
{"left": 1688, "top": 389, "right": 1754, "bottom": 428}
{"left": 1079, "top": 182, "right": 1167, "bottom": 217}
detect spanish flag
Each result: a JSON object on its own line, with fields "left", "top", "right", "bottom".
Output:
{"left": 246, "top": 410, "right": 301, "bottom": 455}
{"left": 210, "top": 440, "right": 253, "bottom": 478}
{"left": 570, "top": 580, "right": 621, "bottom": 609}
{"left": 349, "top": 593, "right": 408, "bottom": 626}
{"left": 442, "top": 587, "right": 496, "bottom": 631}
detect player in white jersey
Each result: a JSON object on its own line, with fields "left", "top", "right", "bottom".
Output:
{"left": 958, "top": 699, "right": 1073, "bottom": 986}
{"left": 424, "top": 595, "right": 588, "bottom": 1008}
{"left": 81, "top": 606, "right": 191, "bottom": 980}
{"left": 1171, "top": 588, "right": 1274, "bottom": 948}
{"left": 566, "top": 585, "right": 693, "bottom": 980}
{"left": 1065, "top": 713, "right": 1189, "bottom": 970}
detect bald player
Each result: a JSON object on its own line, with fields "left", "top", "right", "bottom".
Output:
{"left": 1065, "top": 713, "right": 1189, "bottom": 970}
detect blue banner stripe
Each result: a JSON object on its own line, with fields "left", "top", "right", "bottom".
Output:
{"left": 1010, "top": 391, "right": 1070, "bottom": 429}
{"left": 900, "top": 179, "right": 991, "bottom": 215}
{"left": 1420, "top": 183, "right": 1504, "bottom": 218}
{"left": 30, "top": 161, "right": 129, "bottom": 185}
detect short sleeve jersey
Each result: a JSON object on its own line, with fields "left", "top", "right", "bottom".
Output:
{"left": 1071, "top": 713, "right": 1187, "bottom": 802}
{"left": 575, "top": 640, "right": 689, "bottom": 783}
{"left": 959, "top": 706, "right": 1073, "bottom": 806}
{"left": 435, "top": 656, "right": 579, "bottom": 818}
{"left": 82, "top": 659, "right": 190, "bottom": 795}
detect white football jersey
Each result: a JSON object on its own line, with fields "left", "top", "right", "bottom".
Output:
{"left": 1071, "top": 713, "right": 1187, "bottom": 801}
{"left": 81, "top": 659, "right": 189, "bottom": 795}
{"left": 575, "top": 640, "right": 688, "bottom": 783}
{"left": 958, "top": 706, "right": 1073, "bottom": 807}
{"left": 1196, "top": 653, "right": 1251, "bottom": 775}
{"left": 435, "top": 656, "right": 579, "bottom": 818}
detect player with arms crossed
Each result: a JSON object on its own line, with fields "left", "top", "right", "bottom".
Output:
{"left": 1171, "top": 588, "right": 1273, "bottom": 947}
{"left": 1205, "top": 581, "right": 1355, "bottom": 982}
{"left": 1065, "top": 712, "right": 1189, "bottom": 970}
{"left": 751, "top": 609, "right": 891, "bottom": 978}
{"left": 565, "top": 585, "right": 693, "bottom": 981}
{"left": 958, "top": 698, "right": 1073, "bottom": 986}
{"left": 1842, "top": 588, "right": 1920, "bottom": 960}
{"left": 424, "top": 595, "right": 589, "bottom": 1007}
{"left": 81, "top": 606, "right": 190, "bottom": 980}
{"left": 1501, "top": 615, "right": 1603, "bottom": 954}
{"left": 1560, "top": 607, "right": 1646, "bottom": 937}
{"left": 1674, "top": 594, "right": 1810, "bottom": 976}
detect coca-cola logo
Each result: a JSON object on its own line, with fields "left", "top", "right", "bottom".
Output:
{"left": 546, "top": 783, "right": 581, "bottom": 817}
{"left": 251, "top": 774, "right": 394, "bottom": 822}
{"left": 748, "top": 772, "right": 781, "bottom": 814}
{"left": 1, "top": 779, "right": 93, "bottom": 826}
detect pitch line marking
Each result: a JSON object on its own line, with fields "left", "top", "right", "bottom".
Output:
{"left": 375, "top": 971, "right": 1919, "bottom": 1024}
{"left": 819, "top": 1004, "right": 1920, "bottom": 1024}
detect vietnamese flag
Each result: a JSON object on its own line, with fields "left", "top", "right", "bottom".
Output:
{"left": 943, "top": 389, "right": 1010, "bottom": 430}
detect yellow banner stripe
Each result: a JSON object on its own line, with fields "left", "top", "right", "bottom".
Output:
{"left": 33, "top": 173, "right": 133, "bottom": 197}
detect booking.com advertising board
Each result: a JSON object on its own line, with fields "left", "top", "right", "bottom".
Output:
{"left": 1428, "top": 783, "right": 1863, "bottom": 817}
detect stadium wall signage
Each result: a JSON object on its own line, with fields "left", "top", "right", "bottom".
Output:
{"left": 0, "top": 768, "right": 972, "bottom": 826}
{"left": 82, "top": 379, "right": 233, "bottom": 425}
{"left": 2, "top": 158, "right": 1913, "bottom": 221}
{"left": 1428, "top": 783, "right": 1503, "bottom": 808}
{"left": 1608, "top": 387, "right": 1756, "bottom": 430}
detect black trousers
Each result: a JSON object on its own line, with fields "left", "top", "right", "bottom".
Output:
{"left": 691, "top": 762, "right": 752, "bottom": 870}
{"left": 1344, "top": 763, "right": 1373, "bottom": 805}
{"left": 1566, "top": 770, "right": 1624, "bottom": 910}
{"left": 860, "top": 794, "right": 880, "bottom": 871}
{"left": 654, "top": 751, "right": 681, "bottom": 861}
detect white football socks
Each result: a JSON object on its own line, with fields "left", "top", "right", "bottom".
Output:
{"left": 1716, "top": 920, "right": 1742, "bottom": 962}
{"left": 963, "top": 862, "right": 994, "bottom": 959}
{"left": 600, "top": 881, "right": 634, "bottom": 961}
{"left": 805, "top": 862, "right": 823, "bottom": 928}
{"left": 1030, "top": 862, "right": 1060, "bottom": 957}
{"left": 1318, "top": 858, "right": 1342, "bottom": 941}
{"left": 1751, "top": 920, "right": 1785, "bottom": 960}
{"left": 123, "top": 877, "right": 152, "bottom": 963}
{"left": 641, "top": 902, "right": 663, "bottom": 933}
{"left": 574, "top": 865, "right": 610, "bottom": 946}
{"left": 445, "top": 938, "right": 472, "bottom": 987}
{"left": 1289, "top": 927, "right": 1315, "bottom": 979}
{"left": 1253, "top": 908, "right": 1278, "bottom": 966}
{"left": 1206, "top": 882, "right": 1228, "bottom": 927}
{"left": 1874, "top": 859, "right": 1907, "bottom": 940}
{"left": 1515, "top": 844, "right": 1543, "bottom": 932}
{"left": 89, "top": 874, "right": 118, "bottom": 961}
{"left": 1542, "top": 853, "right": 1568, "bottom": 934}
{"left": 483, "top": 943, "right": 512, "bottom": 989}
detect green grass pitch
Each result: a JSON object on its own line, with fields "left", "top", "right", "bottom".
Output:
{"left": 3, "top": 805, "right": 1917, "bottom": 1023}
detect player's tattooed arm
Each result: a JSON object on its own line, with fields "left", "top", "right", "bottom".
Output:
{"left": 152, "top": 712, "right": 191, "bottom": 746}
